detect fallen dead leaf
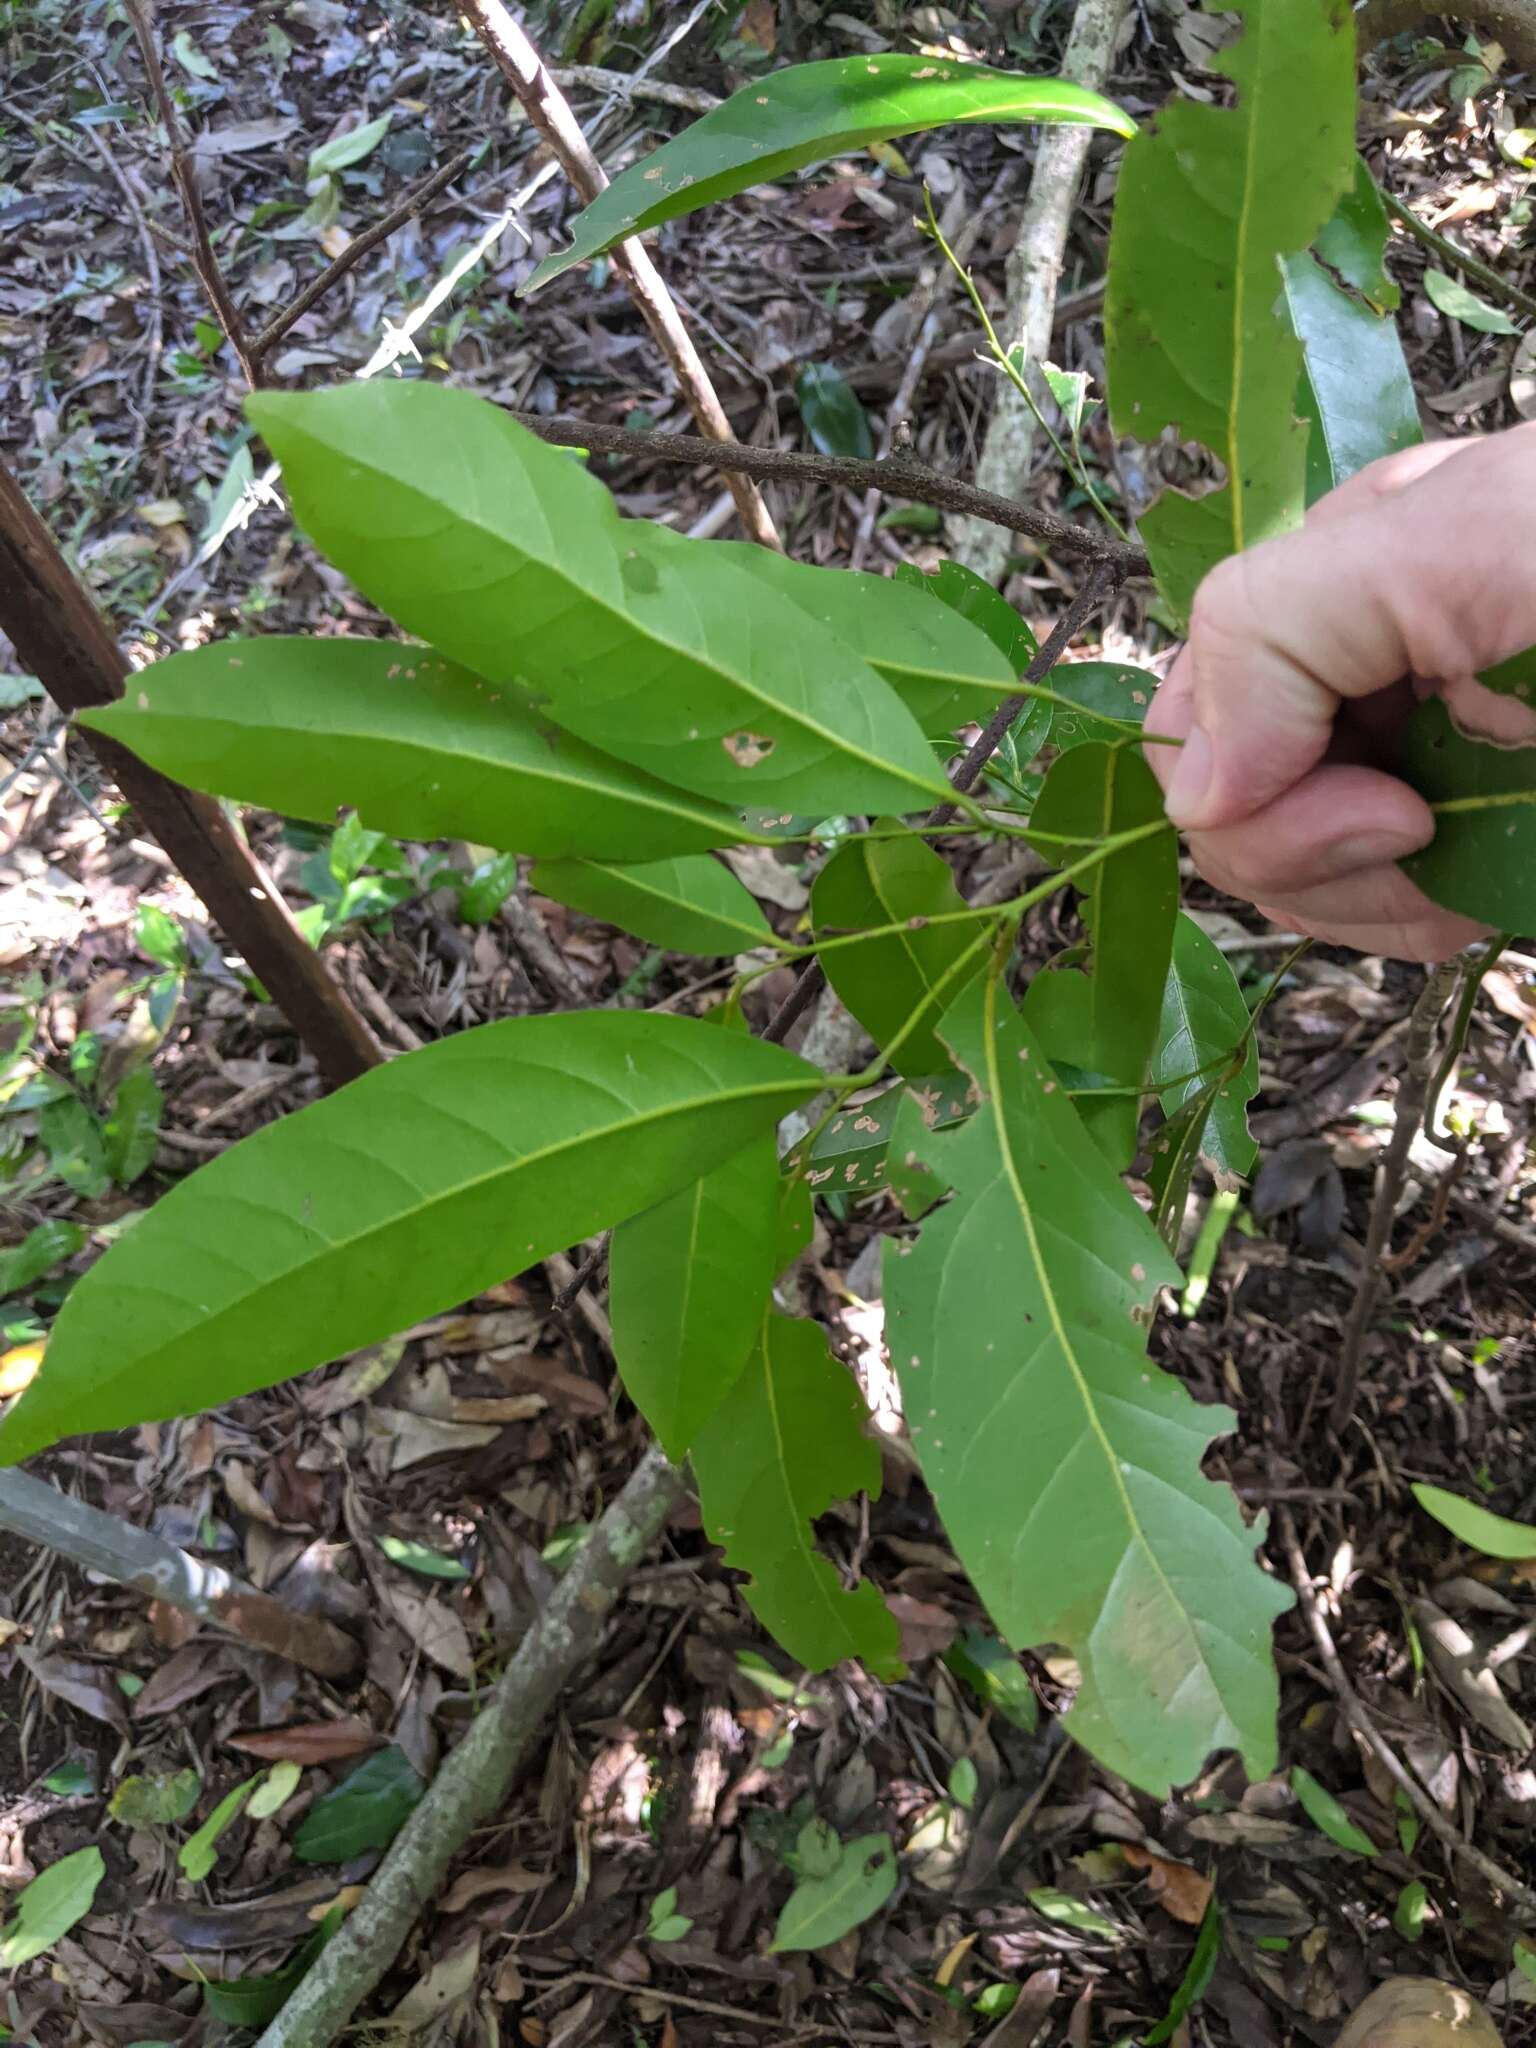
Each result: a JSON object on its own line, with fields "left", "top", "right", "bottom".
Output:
{"left": 387, "top": 1936, "right": 480, "bottom": 2027}
{"left": 1121, "top": 1843, "right": 1213, "bottom": 1926}
{"left": 380, "top": 1580, "right": 475, "bottom": 1678}
{"left": 440, "top": 1862, "right": 552, "bottom": 1914}
{"left": 227, "top": 1718, "right": 383, "bottom": 1764}
{"left": 1335, "top": 1977, "right": 1501, "bottom": 2047}
{"left": 0, "top": 1343, "right": 44, "bottom": 1399}
{"left": 372, "top": 1408, "right": 502, "bottom": 1472}
{"left": 17, "top": 1648, "right": 128, "bottom": 1732}
{"left": 449, "top": 1394, "right": 545, "bottom": 1425}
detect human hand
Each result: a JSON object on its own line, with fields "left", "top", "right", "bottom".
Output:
{"left": 1142, "top": 428, "right": 1536, "bottom": 960}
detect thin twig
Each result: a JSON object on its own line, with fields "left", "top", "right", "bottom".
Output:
{"left": 254, "top": 1448, "right": 687, "bottom": 2048}
{"left": 83, "top": 127, "right": 162, "bottom": 440}
{"left": 506, "top": 412, "right": 1150, "bottom": 572}
{"left": 1329, "top": 957, "right": 1459, "bottom": 1434}
{"left": 1376, "top": 172, "right": 1536, "bottom": 325}
{"left": 249, "top": 144, "right": 477, "bottom": 369}
{"left": 123, "top": 0, "right": 259, "bottom": 386}
{"left": 1276, "top": 1503, "right": 1536, "bottom": 1919}
{"left": 463, "top": 0, "right": 782, "bottom": 551}
{"left": 551, "top": 63, "right": 721, "bottom": 115}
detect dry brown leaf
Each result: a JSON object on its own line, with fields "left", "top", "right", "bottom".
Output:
{"left": 1121, "top": 1843, "right": 1214, "bottom": 1926}
{"left": 439, "top": 1862, "right": 552, "bottom": 1914}
{"left": 130, "top": 1642, "right": 233, "bottom": 1718}
{"left": 374, "top": 1408, "right": 502, "bottom": 1472}
{"left": 387, "top": 1936, "right": 480, "bottom": 2027}
{"left": 18, "top": 1648, "right": 128, "bottom": 1732}
{"left": 1334, "top": 1978, "right": 1501, "bottom": 2047}
{"left": 449, "top": 1394, "right": 545, "bottom": 1424}
{"left": 306, "top": 1885, "right": 365, "bottom": 1921}
{"left": 381, "top": 1581, "right": 475, "bottom": 1678}
{"left": 222, "top": 1461, "right": 279, "bottom": 1526}
{"left": 227, "top": 1718, "right": 383, "bottom": 1764}
{"left": 0, "top": 1342, "right": 44, "bottom": 1399}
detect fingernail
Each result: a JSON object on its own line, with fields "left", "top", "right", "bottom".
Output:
{"left": 1163, "top": 723, "right": 1213, "bottom": 826}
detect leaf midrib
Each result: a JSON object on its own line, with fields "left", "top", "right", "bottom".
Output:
{"left": 978, "top": 971, "right": 1205, "bottom": 1664}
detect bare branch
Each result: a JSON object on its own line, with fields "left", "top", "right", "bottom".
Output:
{"left": 461, "top": 0, "right": 782, "bottom": 552}
{"left": 123, "top": 0, "right": 259, "bottom": 387}
{"left": 507, "top": 411, "right": 1150, "bottom": 573}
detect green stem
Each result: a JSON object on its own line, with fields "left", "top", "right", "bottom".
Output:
{"left": 1374, "top": 171, "right": 1536, "bottom": 326}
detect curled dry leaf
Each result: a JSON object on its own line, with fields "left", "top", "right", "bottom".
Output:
{"left": 226, "top": 1719, "right": 382, "bottom": 1765}
{"left": 1120, "top": 1842, "right": 1213, "bottom": 1926}
{"left": 1333, "top": 1978, "right": 1502, "bottom": 2048}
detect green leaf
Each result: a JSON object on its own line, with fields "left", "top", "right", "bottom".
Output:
{"left": 1047, "top": 663, "right": 1154, "bottom": 750}
{"left": 1041, "top": 360, "right": 1099, "bottom": 436}
{"left": 201, "top": 1908, "right": 340, "bottom": 2026}
{"left": 42, "top": 1760, "right": 93, "bottom": 1797}
{"left": 1151, "top": 914, "right": 1259, "bottom": 1183}
{"left": 524, "top": 56, "right": 1134, "bottom": 291}
{"left": 0, "top": 1013, "right": 818, "bottom": 1462}
{"left": 1105, "top": 0, "right": 1356, "bottom": 621}
{"left": 947, "top": 1756, "right": 978, "bottom": 1809}
{"left": 0, "top": 675, "right": 45, "bottom": 709}
{"left": 0, "top": 1846, "right": 104, "bottom": 1967}
{"left": 0, "top": 1221, "right": 84, "bottom": 1300}
{"left": 82, "top": 639, "right": 758, "bottom": 864}
{"left": 1411, "top": 1481, "right": 1536, "bottom": 1559}
{"left": 795, "top": 363, "right": 873, "bottom": 459}
{"left": 813, "top": 826, "right": 982, "bottom": 1077}
{"left": 1423, "top": 268, "right": 1520, "bottom": 335}
{"left": 718, "top": 546, "right": 1016, "bottom": 735}
{"left": 249, "top": 384, "right": 947, "bottom": 815}
{"left": 896, "top": 558, "right": 1041, "bottom": 676}
{"left": 610, "top": 1137, "right": 780, "bottom": 1459}
{"left": 292, "top": 1747, "right": 424, "bottom": 1863}
{"left": 1290, "top": 1766, "right": 1377, "bottom": 1856}
{"left": 1394, "top": 1880, "right": 1429, "bottom": 1941}
{"left": 1028, "top": 1888, "right": 1121, "bottom": 1940}
{"left": 782, "top": 1074, "right": 972, "bottom": 1198}
{"left": 691, "top": 1312, "right": 902, "bottom": 1679}
{"left": 769, "top": 1832, "right": 896, "bottom": 1953}
{"left": 943, "top": 1625, "right": 1039, "bottom": 1733}
{"left": 1024, "top": 746, "right": 1178, "bottom": 1166}
{"left": 179, "top": 1779, "right": 256, "bottom": 1882}
{"left": 38, "top": 1095, "right": 108, "bottom": 1200}
{"left": 133, "top": 903, "right": 188, "bottom": 974}
{"left": 378, "top": 1534, "right": 472, "bottom": 1580}
{"left": 103, "top": 1067, "right": 162, "bottom": 1188}
{"left": 108, "top": 1767, "right": 201, "bottom": 1826}
{"left": 171, "top": 30, "right": 217, "bottom": 79}
{"left": 1284, "top": 250, "right": 1421, "bottom": 501}
{"left": 1397, "top": 700, "right": 1536, "bottom": 928}
{"left": 645, "top": 1886, "right": 694, "bottom": 1943}
{"left": 1514, "top": 1939, "right": 1536, "bottom": 1984}
{"left": 454, "top": 851, "right": 520, "bottom": 924}
{"left": 883, "top": 966, "right": 1289, "bottom": 1796}
{"left": 308, "top": 113, "right": 390, "bottom": 179}
{"left": 247, "top": 1760, "right": 302, "bottom": 1820}
{"left": 1144, "top": 1894, "right": 1223, "bottom": 2046}
{"left": 531, "top": 854, "right": 771, "bottom": 954}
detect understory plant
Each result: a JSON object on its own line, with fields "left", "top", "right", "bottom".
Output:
{"left": 6, "top": 3, "right": 1535, "bottom": 1799}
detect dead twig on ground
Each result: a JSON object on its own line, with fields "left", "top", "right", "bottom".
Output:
{"left": 1328, "top": 957, "right": 1460, "bottom": 1434}
{"left": 0, "top": 1469, "right": 356, "bottom": 1677}
{"left": 507, "top": 412, "right": 1150, "bottom": 572}
{"left": 957, "top": 0, "right": 1133, "bottom": 582}
{"left": 551, "top": 63, "right": 720, "bottom": 114}
{"left": 82, "top": 127, "right": 161, "bottom": 446}
{"left": 464, "top": 0, "right": 782, "bottom": 551}
{"left": 0, "top": 456, "right": 382, "bottom": 1086}
{"left": 123, "top": 0, "right": 259, "bottom": 386}
{"left": 253, "top": 1447, "right": 687, "bottom": 2048}
{"left": 1276, "top": 1504, "right": 1536, "bottom": 1918}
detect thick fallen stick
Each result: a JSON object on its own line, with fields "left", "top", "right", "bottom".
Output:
{"left": 0, "top": 1468, "right": 356, "bottom": 1677}
{"left": 255, "top": 1446, "right": 686, "bottom": 2048}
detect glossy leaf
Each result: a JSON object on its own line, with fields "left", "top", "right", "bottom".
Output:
{"left": 813, "top": 826, "right": 983, "bottom": 1077}
{"left": 796, "top": 363, "right": 873, "bottom": 458}
{"left": 1397, "top": 701, "right": 1536, "bottom": 928}
{"left": 782, "top": 1074, "right": 973, "bottom": 1197}
{"left": 1105, "top": 0, "right": 1356, "bottom": 620}
{"left": 0, "top": 1014, "right": 818, "bottom": 1462}
{"left": 882, "top": 966, "right": 1289, "bottom": 1795}
{"left": 1284, "top": 250, "right": 1421, "bottom": 502}
{"left": 525, "top": 56, "right": 1134, "bottom": 290}
{"left": 1412, "top": 1482, "right": 1536, "bottom": 1559}
{"left": 943, "top": 1626, "right": 1039, "bottom": 1732}
{"left": 1290, "top": 1766, "right": 1377, "bottom": 1855}
{"left": 1024, "top": 746, "right": 1178, "bottom": 1166}
{"left": 1314, "top": 157, "right": 1399, "bottom": 311}
{"left": 897, "top": 560, "right": 1040, "bottom": 678}
{"left": 292, "top": 1747, "right": 424, "bottom": 1863}
{"left": 1049, "top": 662, "right": 1154, "bottom": 750}
{"left": 251, "top": 384, "right": 947, "bottom": 815}
{"left": 609, "top": 1137, "right": 780, "bottom": 1459}
{"left": 378, "top": 1534, "right": 472, "bottom": 1581}
{"left": 719, "top": 546, "right": 1015, "bottom": 734}
{"left": 1423, "top": 268, "right": 1520, "bottom": 335}
{"left": 691, "top": 1312, "right": 902, "bottom": 1678}
{"left": 82, "top": 638, "right": 759, "bottom": 864}
{"left": 530, "top": 853, "right": 771, "bottom": 954}
{"left": 0, "top": 1847, "right": 104, "bottom": 1968}
{"left": 769, "top": 1833, "right": 896, "bottom": 1953}
{"left": 1151, "top": 913, "right": 1259, "bottom": 1183}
